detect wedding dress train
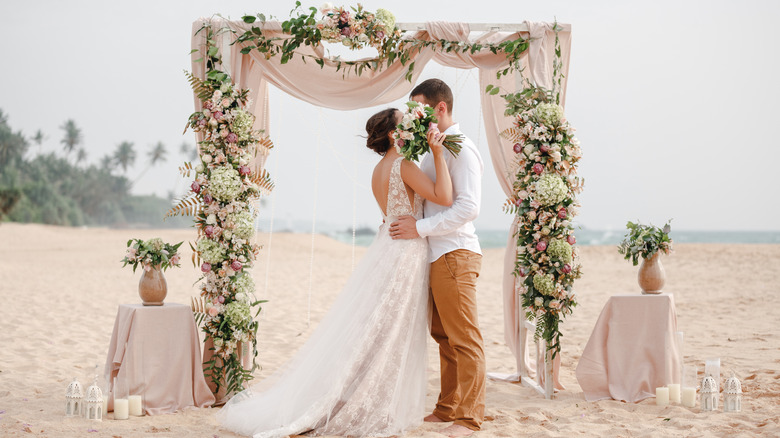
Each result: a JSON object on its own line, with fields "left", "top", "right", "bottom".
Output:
{"left": 218, "top": 157, "right": 429, "bottom": 437}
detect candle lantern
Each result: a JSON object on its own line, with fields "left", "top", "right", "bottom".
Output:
{"left": 65, "top": 377, "right": 84, "bottom": 417}
{"left": 84, "top": 377, "right": 104, "bottom": 421}
{"left": 723, "top": 374, "right": 742, "bottom": 412}
{"left": 701, "top": 374, "right": 718, "bottom": 411}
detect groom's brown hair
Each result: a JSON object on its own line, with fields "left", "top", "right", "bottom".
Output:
{"left": 410, "top": 79, "right": 453, "bottom": 114}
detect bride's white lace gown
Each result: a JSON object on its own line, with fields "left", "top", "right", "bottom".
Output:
{"left": 218, "top": 157, "right": 429, "bottom": 438}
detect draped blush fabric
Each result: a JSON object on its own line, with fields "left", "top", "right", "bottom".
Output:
{"left": 190, "top": 18, "right": 572, "bottom": 385}
{"left": 104, "top": 304, "right": 215, "bottom": 415}
{"left": 576, "top": 295, "right": 682, "bottom": 402}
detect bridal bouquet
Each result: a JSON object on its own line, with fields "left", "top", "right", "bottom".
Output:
{"left": 392, "top": 101, "right": 462, "bottom": 162}
{"left": 121, "top": 238, "right": 183, "bottom": 272}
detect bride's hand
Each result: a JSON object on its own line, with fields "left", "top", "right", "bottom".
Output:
{"left": 427, "top": 129, "right": 446, "bottom": 156}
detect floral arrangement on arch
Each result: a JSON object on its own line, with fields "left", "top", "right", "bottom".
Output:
{"left": 500, "top": 84, "right": 584, "bottom": 357}
{"left": 317, "top": 2, "right": 398, "bottom": 50}
{"left": 121, "top": 238, "right": 183, "bottom": 272}
{"left": 169, "top": 23, "right": 275, "bottom": 396}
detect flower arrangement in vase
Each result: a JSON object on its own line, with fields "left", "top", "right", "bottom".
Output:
{"left": 617, "top": 220, "right": 673, "bottom": 294}
{"left": 121, "top": 238, "right": 183, "bottom": 305}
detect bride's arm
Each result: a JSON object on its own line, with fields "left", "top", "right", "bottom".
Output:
{"left": 400, "top": 130, "right": 453, "bottom": 206}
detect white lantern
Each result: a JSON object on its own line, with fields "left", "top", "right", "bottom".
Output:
{"left": 65, "top": 378, "right": 84, "bottom": 417}
{"left": 84, "top": 377, "right": 103, "bottom": 421}
{"left": 700, "top": 374, "right": 718, "bottom": 411}
{"left": 723, "top": 374, "right": 742, "bottom": 412}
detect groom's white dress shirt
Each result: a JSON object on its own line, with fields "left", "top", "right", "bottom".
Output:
{"left": 416, "top": 123, "right": 483, "bottom": 263}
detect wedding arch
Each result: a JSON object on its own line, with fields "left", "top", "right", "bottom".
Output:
{"left": 178, "top": 4, "right": 575, "bottom": 401}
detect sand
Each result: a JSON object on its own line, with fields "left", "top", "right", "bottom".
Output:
{"left": 0, "top": 223, "right": 778, "bottom": 437}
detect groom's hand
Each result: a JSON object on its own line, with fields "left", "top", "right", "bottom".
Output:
{"left": 389, "top": 216, "right": 420, "bottom": 240}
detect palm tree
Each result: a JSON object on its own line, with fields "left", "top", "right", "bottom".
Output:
{"left": 113, "top": 141, "right": 136, "bottom": 174}
{"left": 60, "top": 119, "right": 82, "bottom": 159}
{"left": 148, "top": 141, "right": 167, "bottom": 166}
{"left": 99, "top": 154, "right": 115, "bottom": 172}
{"left": 32, "top": 130, "right": 45, "bottom": 149}
{"left": 0, "top": 109, "right": 29, "bottom": 169}
{"left": 133, "top": 142, "right": 167, "bottom": 183}
{"left": 180, "top": 141, "right": 198, "bottom": 161}
{"left": 76, "top": 148, "right": 88, "bottom": 166}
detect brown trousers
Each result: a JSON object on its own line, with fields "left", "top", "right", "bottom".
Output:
{"left": 429, "top": 249, "right": 485, "bottom": 431}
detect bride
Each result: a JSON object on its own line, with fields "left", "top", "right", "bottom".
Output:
{"left": 218, "top": 107, "right": 453, "bottom": 438}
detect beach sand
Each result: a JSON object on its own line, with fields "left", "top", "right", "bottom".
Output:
{"left": 0, "top": 223, "right": 778, "bottom": 437}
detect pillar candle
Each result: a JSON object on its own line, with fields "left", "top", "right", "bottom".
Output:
{"left": 656, "top": 387, "right": 670, "bottom": 406}
{"left": 667, "top": 384, "right": 681, "bottom": 403}
{"left": 113, "top": 398, "right": 129, "bottom": 420}
{"left": 128, "top": 395, "right": 143, "bottom": 416}
{"left": 102, "top": 395, "right": 109, "bottom": 416}
{"left": 681, "top": 386, "right": 696, "bottom": 408}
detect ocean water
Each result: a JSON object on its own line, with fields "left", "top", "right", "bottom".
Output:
{"left": 299, "top": 227, "right": 780, "bottom": 249}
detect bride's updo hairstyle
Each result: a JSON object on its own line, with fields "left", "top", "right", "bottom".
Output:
{"left": 365, "top": 108, "right": 399, "bottom": 155}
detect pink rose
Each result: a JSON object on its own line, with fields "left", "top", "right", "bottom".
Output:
{"left": 395, "top": 138, "right": 404, "bottom": 147}
{"left": 376, "top": 30, "right": 385, "bottom": 39}
{"left": 238, "top": 165, "right": 251, "bottom": 176}
{"left": 221, "top": 98, "right": 231, "bottom": 108}
{"left": 201, "top": 262, "right": 211, "bottom": 272}
{"left": 339, "top": 11, "right": 350, "bottom": 23}
{"left": 341, "top": 26, "right": 352, "bottom": 36}
{"left": 213, "top": 111, "right": 224, "bottom": 121}
{"left": 226, "top": 132, "right": 238, "bottom": 143}
{"left": 203, "top": 194, "right": 213, "bottom": 204}
{"left": 513, "top": 143, "right": 522, "bottom": 153}
{"left": 191, "top": 181, "right": 201, "bottom": 193}
{"left": 429, "top": 122, "right": 438, "bottom": 132}
{"left": 567, "top": 235, "right": 576, "bottom": 245}
{"left": 217, "top": 295, "right": 225, "bottom": 304}
{"left": 536, "top": 241, "right": 547, "bottom": 251}
{"left": 170, "top": 254, "right": 180, "bottom": 265}
{"left": 208, "top": 306, "right": 219, "bottom": 317}
{"left": 562, "top": 264, "right": 572, "bottom": 274}
{"left": 558, "top": 208, "right": 567, "bottom": 219}
{"left": 197, "top": 118, "right": 207, "bottom": 127}
{"left": 540, "top": 143, "right": 550, "bottom": 153}
{"left": 230, "top": 260, "right": 243, "bottom": 271}
{"left": 204, "top": 225, "right": 214, "bottom": 237}
{"left": 203, "top": 101, "right": 213, "bottom": 110}
{"left": 532, "top": 163, "right": 544, "bottom": 175}
{"left": 515, "top": 198, "right": 523, "bottom": 207}
{"left": 220, "top": 130, "right": 229, "bottom": 138}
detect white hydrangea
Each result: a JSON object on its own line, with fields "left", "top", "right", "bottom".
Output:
{"left": 534, "top": 174, "right": 568, "bottom": 206}
{"left": 209, "top": 166, "right": 242, "bottom": 202}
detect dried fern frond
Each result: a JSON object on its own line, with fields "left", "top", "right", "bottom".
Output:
{"left": 503, "top": 198, "right": 519, "bottom": 215}
{"left": 500, "top": 127, "right": 523, "bottom": 143}
{"left": 165, "top": 193, "right": 202, "bottom": 219}
{"left": 184, "top": 70, "right": 213, "bottom": 101}
{"left": 251, "top": 169, "right": 275, "bottom": 196}
{"left": 255, "top": 135, "right": 274, "bottom": 155}
{"left": 189, "top": 241, "right": 202, "bottom": 268}
{"left": 178, "top": 161, "right": 196, "bottom": 178}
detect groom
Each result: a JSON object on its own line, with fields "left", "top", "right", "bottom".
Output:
{"left": 390, "top": 79, "right": 485, "bottom": 438}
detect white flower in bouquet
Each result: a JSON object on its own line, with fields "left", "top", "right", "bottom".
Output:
{"left": 209, "top": 166, "right": 242, "bottom": 202}
{"left": 234, "top": 273, "right": 256, "bottom": 297}
{"left": 534, "top": 102, "right": 564, "bottom": 126}
{"left": 225, "top": 301, "right": 252, "bottom": 327}
{"left": 533, "top": 273, "right": 556, "bottom": 296}
{"left": 230, "top": 210, "right": 255, "bottom": 240}
{"left": 534, "top": 174, "right": 568, "bottom": 206}
{"left": 197, "top": 238, "right": 227, "bottom": 264}
{"left": 534, "top": 296, "right": 544, "bottom": 307}
{"left": 232, "top": 109, "right": 255, "bottom": 141}
{"left": 376, "top": 8, "right": 395, "bottom": 30}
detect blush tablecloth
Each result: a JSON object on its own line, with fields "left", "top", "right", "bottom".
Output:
{"left": 575, "top": 294, "right": 681, "bottom": 403}
{"left": 104, "top": 303, "right": 215, "bottom": 415}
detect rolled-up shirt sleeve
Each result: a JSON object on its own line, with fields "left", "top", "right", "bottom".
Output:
{"left": 416, "top": 146, "right": 482, "bottom": 238}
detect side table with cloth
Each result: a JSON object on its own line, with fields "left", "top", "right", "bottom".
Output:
{"left": 104, "top": 303, "right": 215, "bottom": 415}
{"left": 575, "top": 294, "right": 681, "bottom": 403}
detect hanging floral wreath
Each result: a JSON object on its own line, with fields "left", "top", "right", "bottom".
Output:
{"left": 232, "top": 3, "right": 530, "bottom": 80}
{"left": 168, "top": 24, "right": 275, "bottom": 396}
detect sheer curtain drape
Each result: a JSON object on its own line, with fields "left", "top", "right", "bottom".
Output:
{"left": 191, "top": 18, "right": 571, "bottom": 386}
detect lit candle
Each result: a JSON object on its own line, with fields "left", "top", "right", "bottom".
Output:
{"left": 656, "top": 387, "right": 670, "bottom": 406}
{"left": 113, "top": 398, "right": 129, "bottom": 420}
{"left": 681, "top": 386, "right": 696, "bottom": 408}
{"left": 128, "top": 395, "right": 143, "bottom": 416}
{"left": 667, "top": 384, "right": 681, "bottom": 404}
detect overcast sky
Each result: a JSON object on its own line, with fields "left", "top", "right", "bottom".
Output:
{"left": 1, "top": 0, "right": 778, "bottom": 232}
